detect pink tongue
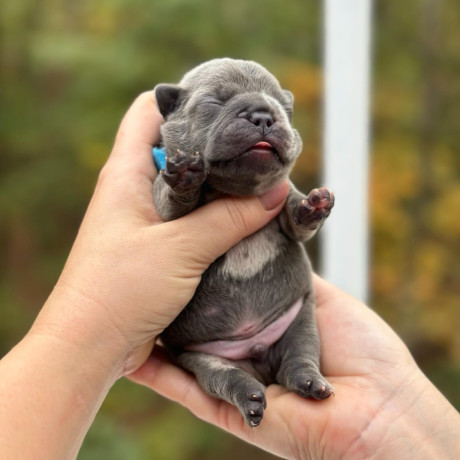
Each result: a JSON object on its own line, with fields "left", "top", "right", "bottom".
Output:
{"left": 253, "top": 142, "right": 272, "bottom": 149}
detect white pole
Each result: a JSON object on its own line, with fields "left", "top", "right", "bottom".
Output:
{"left": 321, "top": 0, "right": 372, "bottom": 302}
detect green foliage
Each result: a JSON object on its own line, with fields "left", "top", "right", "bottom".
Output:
{"left": 1, "top": 0, "right": 459, "bottom": 458}
{"left": 79, "top": 415, "right": 146, "bottom": 460}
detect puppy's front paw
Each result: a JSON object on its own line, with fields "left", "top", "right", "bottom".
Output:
{"left": 294, "top": 187, "right": 335, "bottom": 228}
{"left": 161, "top": 150, "right": 206, "bottom": 193}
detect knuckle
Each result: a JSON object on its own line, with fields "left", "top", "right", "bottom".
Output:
{"left": 96, "top": 160, "right": 121, "bottom": 191}
{"left": 97, "top": 162, "right": 111, "bottom": 185}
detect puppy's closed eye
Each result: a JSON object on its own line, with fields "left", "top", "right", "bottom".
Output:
{"left": 201, "top": 96, "right": 224, "bottom": 106}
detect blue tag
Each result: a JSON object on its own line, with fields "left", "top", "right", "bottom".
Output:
{"left": 152, "top": 146, "right": 167, "bottom": 171}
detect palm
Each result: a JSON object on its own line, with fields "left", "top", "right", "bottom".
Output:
{"left": 129, "top": 276, "right": 418, "bottom": 459}
{"left": 254, "top": 277, "right": 416, "bottom": 458}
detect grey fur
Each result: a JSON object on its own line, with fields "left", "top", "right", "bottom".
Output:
{"left": 153, "top": 58, "right": 335, "bottom": 427}
{"left": 220, "top": 219, "right": 284, "bottom": 280}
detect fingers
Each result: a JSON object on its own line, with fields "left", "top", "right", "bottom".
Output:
{"left": 164, "top": 181, "right": 290, "bottom": 268}
{"left": 104, "top": 91, "right": 164, "bottom": 181}
{"left": 90, "top": 91, "right": 164, "bottom": 222}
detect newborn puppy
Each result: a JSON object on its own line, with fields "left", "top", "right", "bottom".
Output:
{"left": 153, "top": 58, "right": 334, "bottom": 427}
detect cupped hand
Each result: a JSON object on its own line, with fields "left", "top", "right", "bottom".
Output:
{"left": 30, "top": 91, "right": 289, "bottom": 376}
{"left": 129, "top": 275, "right": 459, "bottom": 459}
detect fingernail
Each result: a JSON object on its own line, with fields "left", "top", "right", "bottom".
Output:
{"left": 259, "top": 181, "right": 289, "bottom": 210}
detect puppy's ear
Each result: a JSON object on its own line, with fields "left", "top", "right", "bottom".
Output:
{"left": 283, "top": 89, "right": 294, "bottom": 107}
{"left": 282, "top": 90, "right": 294, "bottom": 122}
{"left": 154, "top": 84, "right": 184, "bottom": 118}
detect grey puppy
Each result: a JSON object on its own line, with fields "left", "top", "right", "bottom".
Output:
{"left": 153, "top": 58, "right": 335, "bottom": 427}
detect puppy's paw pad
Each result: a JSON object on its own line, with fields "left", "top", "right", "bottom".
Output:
{"left": 295, "top": 187, "right": 334, "bottom": 227}
{"left": 307, "top": 187, "right": 334, "bottom": 210}
{"left": 161, "top": 150, "right": 206, "bottom": 192}
{"left": 239, "top": 390, "right": 266, "bottom": 428}
{"left": 294, "top": 376, "right": 334, "bottom": 400}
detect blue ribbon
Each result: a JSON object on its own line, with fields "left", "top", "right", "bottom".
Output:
{"left": 152, "top": 146, "right": 167, "bottom": 171}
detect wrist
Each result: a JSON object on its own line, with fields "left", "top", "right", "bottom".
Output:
{"left": 32, "top": 283, "right": 135, "bottom": 380}
{"left": 0, "top": 282, "right": 157, "bottom": 459}
{"left": 0, "top": 329, "right": 119, "bottom": 459}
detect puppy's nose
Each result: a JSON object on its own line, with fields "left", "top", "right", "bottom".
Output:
{"left": 249, "top": 111, "right": 274, "bottom": 130}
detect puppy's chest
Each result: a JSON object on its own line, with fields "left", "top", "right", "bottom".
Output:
{"left": 218, "top": 220, "right": 285, "bottom": 279}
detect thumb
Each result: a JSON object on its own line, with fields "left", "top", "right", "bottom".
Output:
{"left": 169, "top": 181, "right": 290, "bottom": 268}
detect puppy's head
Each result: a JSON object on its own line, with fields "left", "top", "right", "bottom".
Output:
{"left": 155, "top": 58, "right": 303, "bottom": 195}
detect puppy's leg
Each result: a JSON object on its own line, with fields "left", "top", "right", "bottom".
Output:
{"left": 274, "top": 294, "right": 333, "bottom": 400}
{"left": 154, "top": 150, "right": 207, "bottom": 220}
{"left": 279, "top": 184, "right": 334, "bottom": 242}
{"left": 178, "top": 352, "right": 267, "bottom": 427}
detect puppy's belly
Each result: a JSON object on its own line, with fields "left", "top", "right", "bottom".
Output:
{"left": 185, "top": 297, "right": 302, "bottom": 360}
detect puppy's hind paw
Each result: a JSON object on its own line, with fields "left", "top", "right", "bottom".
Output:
{"left": 236, "top": 389, "right": 267, "bottom": 428}
{"left": 292, "top": 375, "right": 334, "bottom": 401}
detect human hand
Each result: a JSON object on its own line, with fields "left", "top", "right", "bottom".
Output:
{"left": 30, "top": 91, "right": 289, "bottom": 377}
{"left": 129, "top": 275, "right": 460, "bottom": 459}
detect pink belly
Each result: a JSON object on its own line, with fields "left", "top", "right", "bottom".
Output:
{"left": 185, "top": 298, "right": 302, "bottom": 360}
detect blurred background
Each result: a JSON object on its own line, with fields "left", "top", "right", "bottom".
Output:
{"left": 1, "top": 1, "right": 459, "bottom": 459}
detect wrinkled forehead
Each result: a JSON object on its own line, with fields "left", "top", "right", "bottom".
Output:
{"left": 181, "top": 60, "right": 282, "bottom": 100}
